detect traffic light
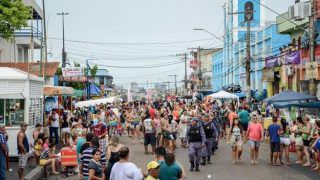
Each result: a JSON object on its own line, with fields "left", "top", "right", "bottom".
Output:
{"left": 244, "top": 1, "right": 254, "bottom": 21}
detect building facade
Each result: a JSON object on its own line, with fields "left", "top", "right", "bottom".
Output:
{"left": 0, "top": 0, "right": 43, "bottom": 63}
{"left": 212, "top": 0, "right": 291, "bottom": 96}
{"left": 273, "top": 0, "right": 320, "bottom": 98}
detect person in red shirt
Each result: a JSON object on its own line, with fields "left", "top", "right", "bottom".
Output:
{"left": 93, "top": 119, "right": 108, "bottom": 153}
{"left": 247, "top": 114, "right": 264, "bottom": 165}
{"left": 149, "top": 105, "right": 156, "bottom": 119}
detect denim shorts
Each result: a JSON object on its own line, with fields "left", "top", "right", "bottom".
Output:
{"left": 248, "top": 140, "right": 261, "bottom": 148}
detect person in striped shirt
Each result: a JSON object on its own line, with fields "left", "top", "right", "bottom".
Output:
{"left": 80, "top": 136, "right": 107, "bottom": 180}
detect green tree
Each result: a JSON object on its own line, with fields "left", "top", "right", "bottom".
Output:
{"left": 0, "top": 0, "right": 31, "bottom": 40}
{"left": 90, "top": 65, "right": 98, "bottom": 78}
{"left": 55, "top": 67, "right": 62, "bottom": 75}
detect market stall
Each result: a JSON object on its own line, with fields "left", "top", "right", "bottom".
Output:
{"left": 207, "top": 90, "right": 239, "bottom": 104}
{"left": 75, "top": 97, "right": 122, "bottom": 108}
{"left": 0, "top": 67, "right": 44, "bottom": 157}
{"left": 263, "top": 90, "right": 319, "bottom": 126}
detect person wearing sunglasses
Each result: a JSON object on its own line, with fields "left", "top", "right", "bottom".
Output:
{"left": 88, "top": 148, "right": 105, "bottom": 180}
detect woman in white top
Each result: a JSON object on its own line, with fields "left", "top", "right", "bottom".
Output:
{"left": 110, "top": 147, "right": 143, "bottom": 180}
{"left": 178, "top": 110, "right": 189, "bottom": 148}
{"left": 227, "top": 118, "right": 243, "bottom": 164}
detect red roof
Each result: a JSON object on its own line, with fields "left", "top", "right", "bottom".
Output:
{"left": 0, "top": 62, "right": 60, "bottom": 77}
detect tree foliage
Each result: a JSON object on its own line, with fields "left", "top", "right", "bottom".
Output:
{"left": 90, "top": 65, "right": 98, "bottom": 78}
{"left": 0, "top": 0, "right": 31, "bottom": 40}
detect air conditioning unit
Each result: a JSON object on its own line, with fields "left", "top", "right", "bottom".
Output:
{"left": 288, "top": 2, "right": 311, "bottom": 20}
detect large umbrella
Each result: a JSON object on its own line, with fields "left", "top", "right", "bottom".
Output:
{"left": 266, "top": 90, "right": 317, "bottom": 103}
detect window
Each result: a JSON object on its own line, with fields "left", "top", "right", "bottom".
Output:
{"left": 2, "top": 99, "right": 25, "bottom": 126}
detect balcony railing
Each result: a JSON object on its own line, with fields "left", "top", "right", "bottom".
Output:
{"left": 15, "top": 26, "right": 42, "bottom": 41}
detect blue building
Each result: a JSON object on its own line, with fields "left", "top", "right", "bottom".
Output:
{"left": 212, "top": 0, "right": 291, "bottom": 94}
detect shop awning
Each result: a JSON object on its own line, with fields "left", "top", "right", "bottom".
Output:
{"left": 0, "top": 93, "right": 24, "bottom": 99}
{"left": 44, "top": 86, "right": 75, "bottom": 96}
{"left": 75, "top": 97, "right": 122, "bottom": 108}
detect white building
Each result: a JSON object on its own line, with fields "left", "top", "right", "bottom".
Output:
{"left": 0, "top": 0, "right": 43, "bottom": 63}
{"left": 0, "top": 67, "right": 44, "bottom": 156}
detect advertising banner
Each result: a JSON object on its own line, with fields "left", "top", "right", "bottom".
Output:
{"left": 62, "top": 68, "right": 84, "bottom": 77}
{"left": 265, "top": 55, "right": 279, "bottom": 68}
{"left": 265, "top": 51, "right": 301, "bottom": 68}
{"left": 284, "top": 51, "right": 301, "bottom": 65}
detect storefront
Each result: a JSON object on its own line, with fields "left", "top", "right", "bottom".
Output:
{"left": 264, "top": 51, "right": 302, "bottom": 97}
{"left": 0, "top": 67, "right": 44, "bottom": 157}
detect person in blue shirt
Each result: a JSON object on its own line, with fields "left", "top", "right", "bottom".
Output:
{"left": 266, "top": 116, "right": 281, "bottom": 166}
{"left": 159, "top": 153, "right": 182, "bottom": 180}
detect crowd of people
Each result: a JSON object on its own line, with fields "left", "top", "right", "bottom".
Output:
{"left": 0, "top": 96, "right": 320, "bottom": 180}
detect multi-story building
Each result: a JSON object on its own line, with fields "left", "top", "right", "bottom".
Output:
{"left": 274, "top": 0, "right": 320, "bottom": 98}
{"left": 0, "top": 0, "right": 43, "bottom": 63}
{"left": 212, "top": 0, "right": 291, "bottom": 97}
{"left": 212, "top": 50, "right": 224, "bottom": 92}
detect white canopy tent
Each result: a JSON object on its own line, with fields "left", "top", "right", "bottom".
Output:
{"left": 208, "top": 90, "right": 239, "bottom": 103}
{"left": 75, "top": 97, "right": 120, "bottom": 108}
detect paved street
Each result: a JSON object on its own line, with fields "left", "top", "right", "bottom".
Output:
{"left": 41, "top": 136, "right": 320, "bottom": 180}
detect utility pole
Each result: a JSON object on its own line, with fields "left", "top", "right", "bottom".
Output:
{"left": 245, "top": 2, "right": 253, "bottom": 104}
{"left": 163, "top": 81, "right": 171, "bottom": 94}
{"left": 309, "top": 0, "right": 316, "bottom": 96}
{"left": 169, "top": 75, "right": 178, "bottom": 95}
{"left": 198, "top": 46, "right": 202, "bottom": 93}
{"left": 57, "top": 12, "right": 69, "bottom": 68}
{"left": 41, "top": 0, "right": 47, "bottom": 78}
{"left": 177, "top": 53, "right": 188, "bottom": 94}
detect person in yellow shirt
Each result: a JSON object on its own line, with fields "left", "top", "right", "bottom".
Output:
{"left": 146, "top": 161, "right": 160, "bottom": 180}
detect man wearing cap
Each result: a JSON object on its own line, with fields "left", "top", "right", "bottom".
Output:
{"left": 146, "top": 161, "right": 160, "bottom": 180}
{"left": 17, "top": 122, "right": 29, "bottom": 180}
{"left": 201, "top": 114, "right": 218, "bottom": 166}
{"left": 185, "top": 117, "right": 206, "bottom": 172}
{"left": 0, "top": 124, "right": 8, "bottom": 179}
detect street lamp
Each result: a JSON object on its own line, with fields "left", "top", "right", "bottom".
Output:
{"left": 193, "top": 28, "right": 224, "bottom": 42}
{"left": 57, "top": 12, "right": 69, "bottom": 68}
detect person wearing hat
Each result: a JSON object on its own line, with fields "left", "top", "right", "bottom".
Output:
{"left": 0, "top": 124, "right": 8, "bottom": 179}
{"left": 17, "top": 122, "right": 29, "bottom": 180}
{"left": 185, "top": 117, "right": 206, "bottom": 172}
{"left": 200, "top": 114, "right": 218, "bottom": 166}
{"left": 146, "top": 161, "right": 160, "bottom": 180}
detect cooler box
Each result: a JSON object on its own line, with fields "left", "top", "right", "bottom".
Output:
{"left": 60, "top": 147, "right": 77, "bottom": 167}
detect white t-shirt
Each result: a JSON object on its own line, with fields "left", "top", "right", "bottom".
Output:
{"left": 110, "top": 162, "right": 143, "bottom": 180}
{"left": 51, "top": 113, "right": 60, "bottom": 127}
{"left": 144, "top": 118, "right": 154, "bottom": 133}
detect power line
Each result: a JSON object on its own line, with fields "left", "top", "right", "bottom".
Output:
{"left": 90, "top": 61, "right": 183, "bottom": 69}
{"left": 48, "top": 37, "right": 216, "bottom": 46}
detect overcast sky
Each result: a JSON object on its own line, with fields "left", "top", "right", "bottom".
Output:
{"left": 41, "top": 0, "right": 293, "bottom": 88}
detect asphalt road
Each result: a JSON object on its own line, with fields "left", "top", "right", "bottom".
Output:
{"left": 42, "top": 135, "right": 320, "bottom": 180}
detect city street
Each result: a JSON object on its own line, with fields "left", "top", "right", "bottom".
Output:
{"left": 42, "top": 136, "right": 320, "bottom": 180}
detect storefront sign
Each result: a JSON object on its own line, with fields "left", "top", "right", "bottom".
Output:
{"left": 284, "top": 51, "right": 301, "bottom": 65}
{"left": 305, "top": 62, "right": 318, "bottom": 80}
{"left": 190, "top": 59, "right": 199, "bottom": 68}
{"left": 265, "top": 55, "right": 279, "bottom": 68}
{"left": 62, "top": 68, "right": 84, "bottom": 77}
{"left": 262, "top": 69, "right": 274, "bottom": 82}
{"left": 265, "top": 51, "right": 301, "bottom": 68}
{"left": 59, "top": 76, "right": 87, "bottom": 83}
